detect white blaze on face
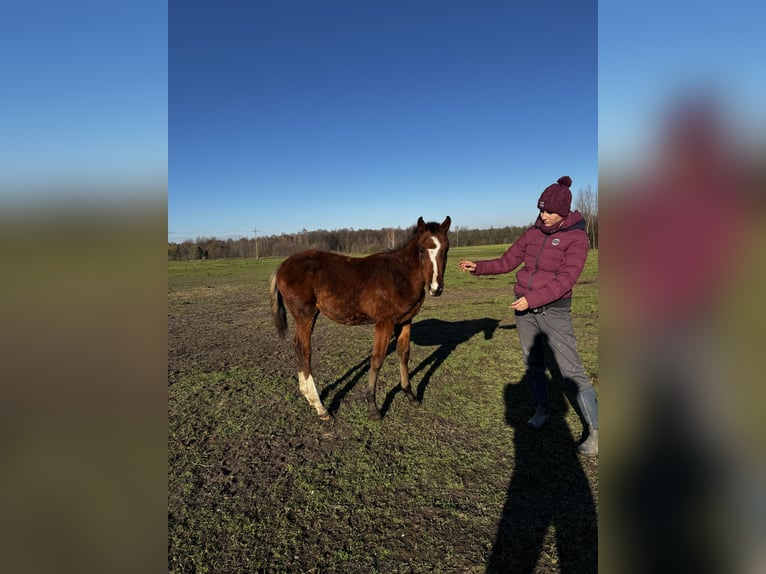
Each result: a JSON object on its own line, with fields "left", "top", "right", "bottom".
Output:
{"left": 427, "top": 237, "right": 442, "bottom": 293}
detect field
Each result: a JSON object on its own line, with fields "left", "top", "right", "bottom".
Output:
{"left": 168, "top": 245, "right": 599, "bottom": 573}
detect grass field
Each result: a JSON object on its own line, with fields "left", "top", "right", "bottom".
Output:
{"left": 168, "top": 245, "right": 598, "bottom": 573}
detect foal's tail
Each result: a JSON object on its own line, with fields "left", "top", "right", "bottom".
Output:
{"left": 269, "top": 272, "right": 288, "bottom": 339}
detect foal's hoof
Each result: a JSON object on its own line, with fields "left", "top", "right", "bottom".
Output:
{"left": 369, "top": 410, "right": 382, "bottom": 421}
{"left": 319, "top": 412, "right": 333, "bottom": 422}
{"left": 403, "top": 389, "right": 421, "bottom": 406}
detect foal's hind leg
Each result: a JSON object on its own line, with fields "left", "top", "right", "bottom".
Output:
{"left": 366, "top": 321, "right": 395, "bottom": 420}
{"left": 395, "top": 322, "right": 421, "bottom": 406}
{"left": 294, "top": 313, "right": 331, "bottom": 421}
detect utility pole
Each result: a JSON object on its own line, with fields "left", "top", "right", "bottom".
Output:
{"left": 253, "top": 228, "right": 259, "bottom": 259}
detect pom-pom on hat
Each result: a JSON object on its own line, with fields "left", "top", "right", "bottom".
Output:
{"left": 537, "top": 176, "right": 572, "bottom": 217}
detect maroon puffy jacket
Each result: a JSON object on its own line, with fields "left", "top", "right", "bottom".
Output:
{"left": 472, "top": 210, "right": 589, "bottom": 309}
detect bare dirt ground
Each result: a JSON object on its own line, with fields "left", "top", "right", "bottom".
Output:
{"left": 168, "top": 259, "right": 598, "bottom": 573}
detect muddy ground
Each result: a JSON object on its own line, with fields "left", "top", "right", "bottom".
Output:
{"left": 168, "top": 258, "right": 598, "bottom": 573}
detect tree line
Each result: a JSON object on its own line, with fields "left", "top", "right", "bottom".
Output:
{"left": 167, "top": 224, "right": 529, "bottom": 261}
{"left": 168, "top": 187, "right": 598, "bottom": 260}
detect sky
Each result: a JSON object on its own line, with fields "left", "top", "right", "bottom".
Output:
{"left": 168, "top": 1, "right": 598, "bottom": 241}
{"left": 0, "top": 2, "right": 760, "bottom": 240}
{"left": 598, "top": 0, "right": 765, "bottom": 173}
{"left": 0, "top": 1, "right": 167, "bottom": 196}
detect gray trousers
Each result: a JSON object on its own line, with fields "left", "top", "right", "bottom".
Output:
{"left": 515, "top": 306, "right": 598, "bottom": 430}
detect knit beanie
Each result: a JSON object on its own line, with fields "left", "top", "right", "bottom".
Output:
{"left": 537, "top": 176, "right": 572, "bottom": 217}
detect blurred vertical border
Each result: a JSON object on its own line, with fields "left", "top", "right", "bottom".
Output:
{"left": 599, "top": 2, "right": 765, "bottom": 573}
{"left": 0, "top": 2, "right": 168, "bottom": 574}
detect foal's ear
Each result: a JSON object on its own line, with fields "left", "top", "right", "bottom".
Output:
{"left": 417, "top": 217, "right": 426, "bottom": 231}
{"left": 440, "top": 216, "right": 451, "bottom": 232}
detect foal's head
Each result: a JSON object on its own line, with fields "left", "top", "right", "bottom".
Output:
{"left": 415, "top": 216, "right": 451, "bottom": 296}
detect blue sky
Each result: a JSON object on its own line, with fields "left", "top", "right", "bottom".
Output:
{"left": 169, "top": 1, "right": 597, "bottom": 240}
{"left": 598, "top": 0, "right": 765, "bottom": 171}
{"left": 0, "top": 1, "right": 167, "bottom": 194}
{"left": 1, "top": 2, "right": 760, "bottom": 242}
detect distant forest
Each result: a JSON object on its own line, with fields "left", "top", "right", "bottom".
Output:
{"left": 168, "top": 224, "right": 525, "bottom": 261}
{"left": 168, "top": 219, "right": 598, "bottom": 261}
{"left": 168, "top": 187, "right": 598, "bottom": 260}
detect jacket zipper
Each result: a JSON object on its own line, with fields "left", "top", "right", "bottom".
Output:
{"left": 528, "top": 235, "right": 549, "bottom": 290}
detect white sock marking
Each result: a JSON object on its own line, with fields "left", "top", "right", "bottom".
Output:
{"left": 298, "top": 372, "right": 329, "bottom": 417}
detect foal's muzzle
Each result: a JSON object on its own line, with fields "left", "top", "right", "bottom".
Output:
{"left": 430, "top": 284, "right": 444, "bottom": 296}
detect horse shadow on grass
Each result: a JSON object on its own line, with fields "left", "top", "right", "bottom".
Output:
{"left": 486, "top": 334, "right": 597, "bottom": 574}
{"left": 320, "top": 317, "right": 500, "bottom": 418}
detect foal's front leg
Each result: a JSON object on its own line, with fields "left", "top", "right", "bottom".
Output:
{"left": 366, "top": 321, "right": 395, "bottom": 420}
{"left": 395, "top": 322, "right": 420, "bottom": 405}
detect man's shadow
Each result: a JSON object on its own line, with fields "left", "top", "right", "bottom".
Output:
{"left": 321, "top": 318, "right": 500, "bottom": 417}
{"left": 486, "top": 335, "right": 598, "bottom": 574}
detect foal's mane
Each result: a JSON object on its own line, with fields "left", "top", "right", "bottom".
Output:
{"left": 386, "top": 225, "right": 417, "bottom": 253}
{"left": 387, "top": 221, "right": 444, "bottom": 253}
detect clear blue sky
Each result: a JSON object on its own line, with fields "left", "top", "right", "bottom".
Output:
{"left": 168, "top": 1, "right": 598, "bottom": 241}
{"left": 2, "top": 2, "right": 759, "bottom": 243}
{"left": 599, "top": 0, "right": 765, "bottom": 171}
{"left": 0, "top": 1, "right": 167, "bottom": 195}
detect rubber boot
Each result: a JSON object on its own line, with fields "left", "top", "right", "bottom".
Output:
{"left": 577, "top": 429, "right": 598, "bottom": 456}
{"left": 576, "top": 387, "right": 599, "bottom": 456}
{"left": 527, "top": 405, "right": 549, "bottom": 429}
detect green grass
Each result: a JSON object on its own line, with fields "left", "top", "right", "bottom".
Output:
{"left": 169, "top": 246, "right": 598, "bottom": 573}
